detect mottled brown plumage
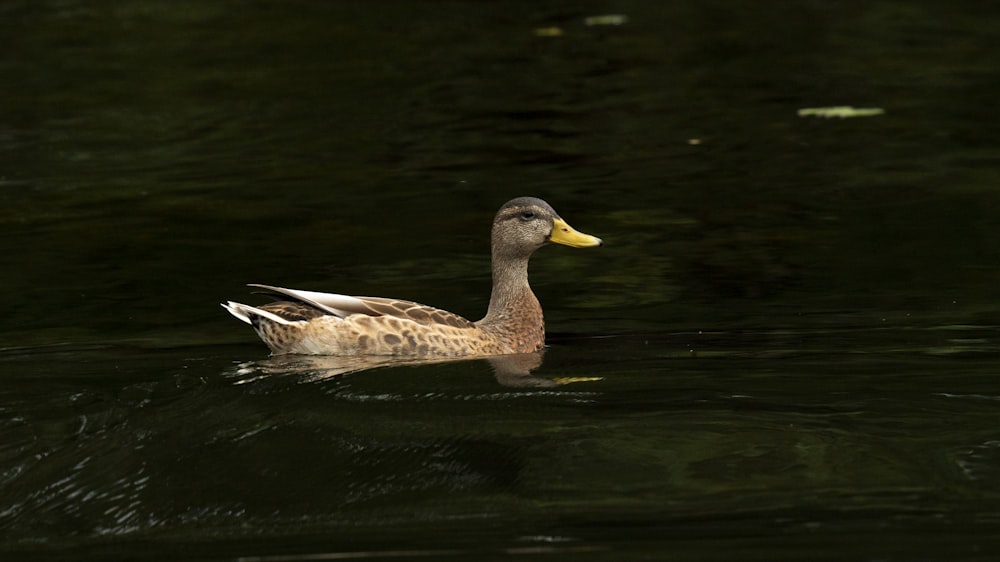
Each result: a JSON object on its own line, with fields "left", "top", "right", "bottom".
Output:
{"left": 222, "top": 197, "right": 601, "bottom": 356}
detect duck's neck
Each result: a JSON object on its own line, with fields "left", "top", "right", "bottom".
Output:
{"left": 478, "top": 251, "right": 544, "bottom": 351}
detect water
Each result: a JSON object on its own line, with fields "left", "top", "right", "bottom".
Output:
{"left": 4, "top": 1, "right": 1000, "bottom": 560}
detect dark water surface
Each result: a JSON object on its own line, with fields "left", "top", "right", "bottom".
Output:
{"left": 4, "top": 1, "right": 1000, "bottom": 560}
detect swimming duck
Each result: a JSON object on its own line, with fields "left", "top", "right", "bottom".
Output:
{"left": 222, "top": 196, "right": 601, "bottom": 356}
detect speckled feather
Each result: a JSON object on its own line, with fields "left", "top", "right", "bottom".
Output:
{"left": 251, "top": 296, "right": 531, "bottom": 356}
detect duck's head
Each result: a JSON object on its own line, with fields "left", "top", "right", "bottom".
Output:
{"left": 491, "top": 197, "right": 602, "bottom": 258}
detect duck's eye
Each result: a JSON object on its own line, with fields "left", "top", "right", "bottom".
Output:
{"left": 519, "top": 210, "right": 536, "bottom": 221}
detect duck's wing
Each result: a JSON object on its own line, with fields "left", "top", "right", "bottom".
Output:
{"left": 247, "top": 284, "right": 475, "bottom": 328}
{"left": 249, "top": 284, "right": 374, "bottom": 317}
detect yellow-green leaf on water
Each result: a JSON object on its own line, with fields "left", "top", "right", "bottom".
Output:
{"left": 552, "top": 376, "right": 604, "bottom": 385}
{"left": 584, "top": 14, "right": 628, "bottom": 26}
{"left": 534, "top": 27, "right": 564, "bottom": 37}
{"left": 798, "top": 106, "right": 885, "bottom": 118}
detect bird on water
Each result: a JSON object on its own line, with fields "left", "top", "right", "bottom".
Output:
{"left": 222, "top": 196, "right": 602, "bottom": 356}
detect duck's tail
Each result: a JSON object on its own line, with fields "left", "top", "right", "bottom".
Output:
{"left": 221, "top": 301, "right": 296, "bottom": 326}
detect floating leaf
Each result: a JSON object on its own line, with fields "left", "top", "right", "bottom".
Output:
{"left": 798, "top": 106, "right": 886, "bottom": 118}
{"left": 584, "top": 14, "right": 628, "bottom": 26}
{"left": 534, "top": 27, "right": 564, "bottom": 37}
{"left": 552, "top": 377, "right": 604, "bottom": 385}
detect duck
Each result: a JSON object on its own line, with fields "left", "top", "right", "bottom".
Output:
{"left": 222, "top": 196, "right": 601, "bottom": 356}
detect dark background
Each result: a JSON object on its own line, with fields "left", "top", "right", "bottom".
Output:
{"left": 3, "top": 1, "right": 1000, "bottom": 560}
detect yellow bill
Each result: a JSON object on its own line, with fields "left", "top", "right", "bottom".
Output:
{"left": 549, "top": 218, "right": 602, "bottom": 248}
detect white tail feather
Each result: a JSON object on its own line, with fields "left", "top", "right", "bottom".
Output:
{"left": 221, "top": 301, "right": 297, "bottom": 326}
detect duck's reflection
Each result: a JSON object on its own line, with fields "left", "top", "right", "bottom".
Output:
{"left": 485, "top": 351, "right": 554, "bottom": 387}
{"left": 230, "top": 350, "right": 597, "bottom": 388}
